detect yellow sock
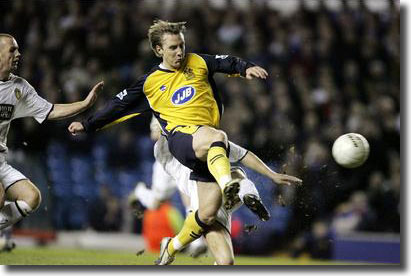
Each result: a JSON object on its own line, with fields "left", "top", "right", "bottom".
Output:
{"left": 207, "top": 141, "right": 232, "bottom": 189}
{"left": 167, "top": 211, "right": 206, "bottom": 256}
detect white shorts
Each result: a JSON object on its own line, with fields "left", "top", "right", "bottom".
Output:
{"left": 185, "top": 180, "right": 232, "bottom": 233}
{"left": 0, "top": 162, "right": 27, "bottom": 191}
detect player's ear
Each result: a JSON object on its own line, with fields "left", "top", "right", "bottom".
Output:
{"left": 156, "top": 44, "right": 163, "bottom": 57}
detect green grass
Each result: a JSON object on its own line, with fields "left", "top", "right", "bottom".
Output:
{"left": 0, "top": 247, "right": 371, "bottom": 265}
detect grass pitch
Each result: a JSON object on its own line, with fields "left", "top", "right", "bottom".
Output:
{"left": 0, "top": 247, "right": 370, "bottom": 265}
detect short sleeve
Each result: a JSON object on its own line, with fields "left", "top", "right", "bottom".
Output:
{"left": 228, "top": 141, "right": 248, "bottom": 163}
{"left": 14, "top": 82, "right": 53, "bottom": 123}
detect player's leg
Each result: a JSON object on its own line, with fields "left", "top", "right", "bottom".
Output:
{"left": 196, "top": 181, "right": 222, "bottom": 224}
{"left": 167, "top": 128, "right": 224, "bottom": 226}
{"left": 157, "top": 129, "right": 230, "bottom": 265}
{"left": 129, "top": 160, "right": 177, "bottom": 214}
{"left": 163, "top": 182, "right": 219, "bottom": 256}
{"left": 192, "top": 126, "right": 240, "bottom": 204}
{"left": 156, "top": 179, "right": 222, "bottom": 265}
{"left": 169, "top": 127, "right": 239, "bottom": 208}
{"left": 0, "top": 162, "right": 40, "bottom": 230}
{"left": 204, "top": 223, "right": 234, "bottom": 265}
{"left": 202, "top": 198, "right": 234, "bottom": 265}
{"left": 128, "top": 182, "right": 150, "bottom": 218}
{"left": 178, "top": 190, "right": 207, "bottom": 258}
{"left": 0, "top": 224, "right": 15, "bottom": 252}
{"left": 232, "top": 167, "right": 270, "bottom": 221}
{"left": 192, "top": 126, "right": 230, "bottom": 184}
{"left": 156, "top": 208, "right": 208, "bottom": 265}
{"left": 0, "top": 179, "right": 41, "bottom": 230}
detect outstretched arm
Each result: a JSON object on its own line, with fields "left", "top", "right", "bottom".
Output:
{"left": 48, "top": 81, "right": 104, "bottom": 120}
{"left": 199, "top": 54, "right": 268, "bottom": 80}
{"left": 240, "top": 151, "right": 302, "bottom": 186}
{"left": 68, "top": 76, "right": 151, "bottom": 135}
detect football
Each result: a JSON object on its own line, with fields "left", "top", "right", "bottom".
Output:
{"left": 332, "top": 133, "right": 370, "bottom": 168}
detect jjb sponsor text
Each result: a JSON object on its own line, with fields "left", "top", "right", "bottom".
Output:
{"left": 171, "top": 86, "right": 196, "bottom": 105}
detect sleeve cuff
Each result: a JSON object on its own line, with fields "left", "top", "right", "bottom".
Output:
{"left": 240, "top": 61, "right": 256, "bottom": 77}
{"left": 43, "top": 104, "right": 54, "bottom": 123}
{"left": 81, "top": 119, "right": 91, "bottom": 133}
{"left": 238, "top": 150, "right": 249, "bottom": 162}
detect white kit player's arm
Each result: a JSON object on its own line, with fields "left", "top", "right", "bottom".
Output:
{"left": 240, "top": 150, "right": 302, "bottom": 186}
{"left": 229, "top": 141, "right": 302, "bottom": 186}
{"left": 48, "top": 81, "right": 104, "bottom": 120}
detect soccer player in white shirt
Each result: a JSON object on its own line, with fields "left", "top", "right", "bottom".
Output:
{"left": 130, "top": 118, "right": 301, "bottom": 265}
{"left": 130, "top": 119, "right": 271, "bottom": 259}
{"left": 0, "top": 34, "right": 103, "bottom": 235}
{"left": 152, "top": 133, "right": 301, "bottom": 265}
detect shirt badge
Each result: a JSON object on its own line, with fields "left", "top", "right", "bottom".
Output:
{"left": 160, "top": 85, "right": 167, "bottom": 92}
{"left": 14, "top": 88, "right": 22, "bottom": 100}
{"left": 183, "top": 67, "right": 195, "bottom": 80}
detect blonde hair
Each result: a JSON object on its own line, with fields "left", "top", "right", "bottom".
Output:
{"left": 148, "top": 20, "right": 186, "bottom": 57}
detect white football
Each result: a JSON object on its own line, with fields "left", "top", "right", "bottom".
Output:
{"left": 332, "top": 133, "right": 370, "bottom": 168}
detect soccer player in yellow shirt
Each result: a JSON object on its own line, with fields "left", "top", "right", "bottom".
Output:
{"left": 69, "top": 20, "right": 270, "bottom": 265}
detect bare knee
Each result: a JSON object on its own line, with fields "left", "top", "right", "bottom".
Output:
{"left": 198, "top": 200, "right": 220, "bottom": 225}
{"left": 25, "top": 186, "right": 41, "bottom": 211}
{"left": 198, "top": 211, "right": 217, "bottom": 225}
{"left": 210, "top": 130, "right": 227, "bottom": 145}
{"left": 193, "top": 128, "right": 228, "bottom": 160}
{"left": 11, "top": 181, "right": 42, "bottom": 211}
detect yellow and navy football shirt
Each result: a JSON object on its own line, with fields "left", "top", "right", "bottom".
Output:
{"left": 82, "top": 53, "right": 255, "bottom": 135}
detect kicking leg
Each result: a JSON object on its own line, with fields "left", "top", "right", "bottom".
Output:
{"left": 192, "top": 127, "right": 240, "bottom": 208}
{"left": 232, "top": 167, "right": 270, "bottom": 221}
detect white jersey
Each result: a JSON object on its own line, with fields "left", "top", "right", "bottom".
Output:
{"left": 0, "top": 74, "right": 52, "bottom": 160}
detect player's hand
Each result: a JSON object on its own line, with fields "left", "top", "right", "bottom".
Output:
{"left": 68, "top": 122, "right": 85, "bottom": 136}
{"left": 271, "top": 172, "right": 302, "bottom": 186}
{"left": 245, "top": 66, "right": 268, "bottom": 80}
{"left": 83, "top": 81, "right": 104, "bottom": 108}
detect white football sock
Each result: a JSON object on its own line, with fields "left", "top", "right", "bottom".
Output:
{"left": 0, "top": 200, "right": 32, "bottom": 230}
{"left": 189, "top": 236, "right": 207, "bottom": 250}
{"left": 135, "top": 183, "right": 160, "bottom": 210}
{"left": 238, "top": 178, "right": 260, "bottom": 203}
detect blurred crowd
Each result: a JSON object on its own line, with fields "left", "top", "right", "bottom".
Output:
{"left": 0, "top": 0, "right": 400, "bottom": 257}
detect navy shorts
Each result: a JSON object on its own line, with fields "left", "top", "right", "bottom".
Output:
{"left": 167, "top": 127, "right": 216, "bottom": 183}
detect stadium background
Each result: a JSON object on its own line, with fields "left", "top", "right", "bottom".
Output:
{"left": 0, "top": 0, "right": 400, "bottom": 264}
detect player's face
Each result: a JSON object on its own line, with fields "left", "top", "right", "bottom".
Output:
{"left": 158, "top": 33, "right": 185, "bottom": 70}
{"left": 0, "top": 37, "right": 21, "bottom": 74}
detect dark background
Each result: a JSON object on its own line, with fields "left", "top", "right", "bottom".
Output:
{"left": 0, "top": 0, "right": 400, "bottom": 258}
